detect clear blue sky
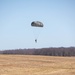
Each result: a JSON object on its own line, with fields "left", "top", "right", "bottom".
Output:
{"left": 0, "top": 0, "right": 75, "bottom": 50}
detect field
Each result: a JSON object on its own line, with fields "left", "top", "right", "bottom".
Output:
{"left": 0, "top": 55, "right": 75, "bottom": 75}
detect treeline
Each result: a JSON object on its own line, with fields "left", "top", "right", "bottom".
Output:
{"left": 0, "top": 47, "right": 75, "bottom": 56}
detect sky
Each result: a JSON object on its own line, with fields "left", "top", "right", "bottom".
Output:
{"left": 0, "top": 0, "right": 75, "bottom": 50}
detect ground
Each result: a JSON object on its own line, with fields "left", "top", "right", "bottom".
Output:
{"left": 0, "top": 55, "right": 75, "bottom": 75}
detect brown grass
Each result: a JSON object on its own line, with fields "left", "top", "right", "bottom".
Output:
{"left": 0, "top": 55, "right": 75, "bottom": 75}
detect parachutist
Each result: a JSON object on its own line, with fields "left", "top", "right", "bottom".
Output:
{"left": 35, "top": 39, "right": 37, "bottom": 43}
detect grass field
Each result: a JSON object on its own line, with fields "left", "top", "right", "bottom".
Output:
{"left": 0, "top": 55, "right": 75, "bottom": 75}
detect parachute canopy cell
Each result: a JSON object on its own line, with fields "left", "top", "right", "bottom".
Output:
{"left": 31, "top": 21, "right": 44, "bottom": 27}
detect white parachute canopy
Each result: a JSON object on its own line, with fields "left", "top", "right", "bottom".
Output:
{"left": 31, "top": 21, "right": 44, "bottom": 27}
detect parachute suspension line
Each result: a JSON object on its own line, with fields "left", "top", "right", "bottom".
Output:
{"left": 31, "top": 28, "right": 40, "bottom": 43}
{"left": 31, "top": 29, "right": 38, "bottom": 43}
{"left": 32, "top": 28, "right": 42, "bottom": 38}
{"left": 31, "top": 26, "right": 43, "bottom": 43}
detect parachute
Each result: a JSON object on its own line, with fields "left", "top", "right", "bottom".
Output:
{"left": 31, "top": 21, "right": 44, "bottom": 43}
{"left": 31, "top": 21, "right": 44, "bottom": 27}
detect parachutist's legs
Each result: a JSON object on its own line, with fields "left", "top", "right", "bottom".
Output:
{"left": 35, "top": 39, "right": 37, "bottom": 43}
